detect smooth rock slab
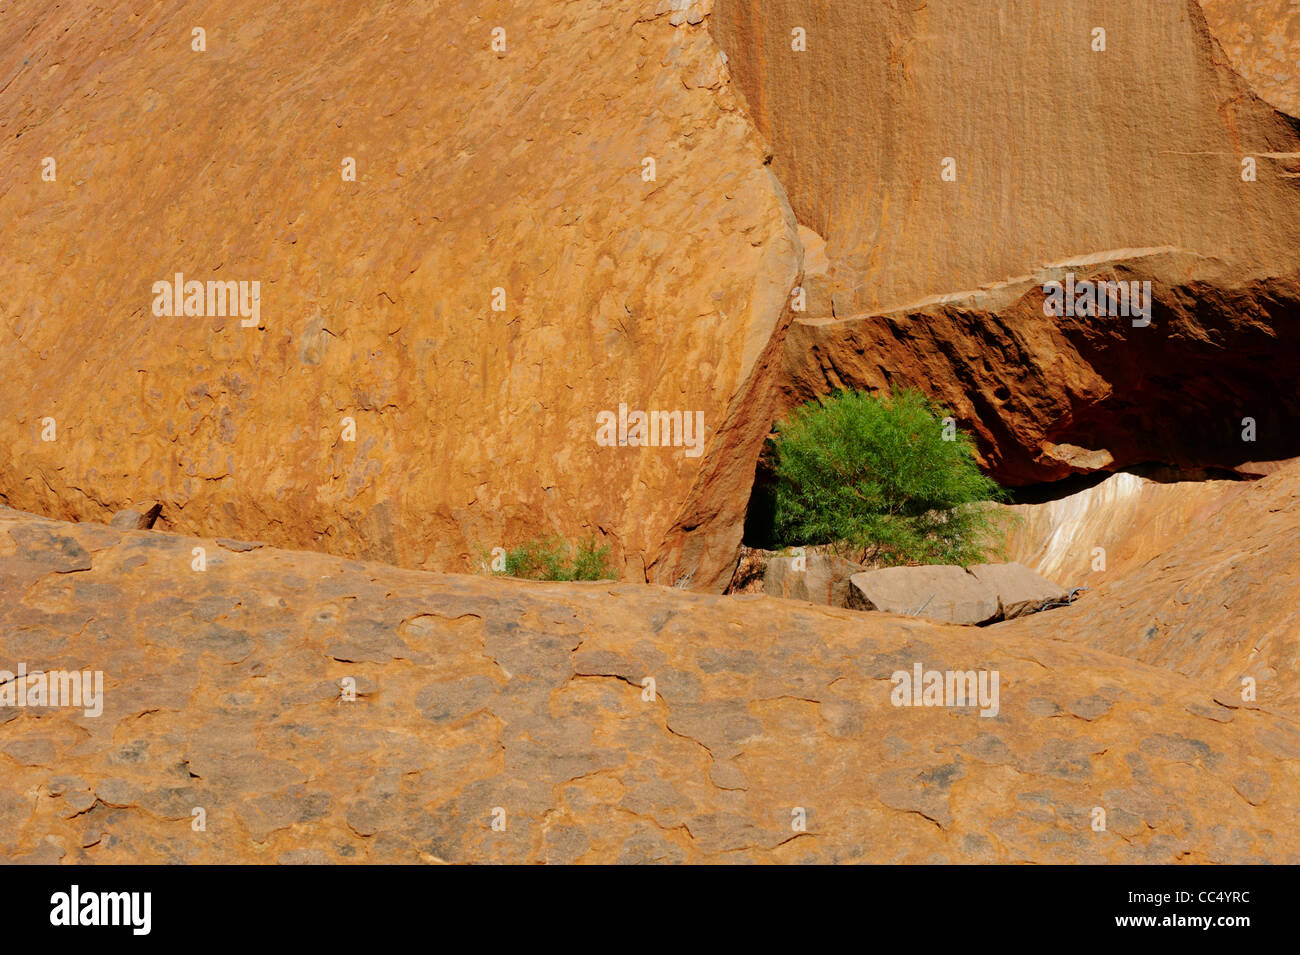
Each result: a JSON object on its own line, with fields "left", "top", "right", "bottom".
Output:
{"left": 847, "top": 565, "right": 999, "bottom": 625}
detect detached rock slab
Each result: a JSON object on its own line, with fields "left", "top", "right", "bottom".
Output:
{"left": 763, "top": 553, "right": 863, "bottom": 607}
{"left": 847, "top": 566, "right": 998, "bottom": 625}
{"left": 969, "top": 563, "right": 1067, "bottom": 619}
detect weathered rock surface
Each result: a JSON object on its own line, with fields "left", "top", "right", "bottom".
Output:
{"left": 712, "top": 0, "right": 1300, "bottom": 484}
{"left": 998, "top": 460, "right": 1300, "bottom": 714}
{"left": 1, "top": 505, "right": 1298, "bottom": 863}
{"left": 999, "top": 471, "right": 1237, "bottom": 585}
{"left": 762, "top": 552, "right": 862, "bottom": 606}
{"left": 1199, "top": 0, "right": 1300, "bottom": 117}
{"left": 848, "top": 566, "right": 999, "bottom": 625}
{"left": 3, "top": 0, "right": 1297, "bottom": 597}
{"left": 968, "top": 563, "right": 1068, "bottom": 620}
{"left": 0, "top": 0, "right": 800, "bottom": 592}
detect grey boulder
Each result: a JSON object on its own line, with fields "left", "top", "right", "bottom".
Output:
{"left": 764, "top": 552, "right": 864, "bottom": 607}
{"left": 848, "top": 565, "right": 999, "bottom": 625}
{"left": 968, "top": 562, "right": 1068, "bottom": 618}
{"left": 109, "top": 502, "right": 162, "bottom": 530}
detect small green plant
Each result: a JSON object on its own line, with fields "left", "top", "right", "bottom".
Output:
{"left": 772, "top": 388, "right": 1006, "bottom": 566}
{"left": 490, "top": 535, "right": 615, "bottom": 581}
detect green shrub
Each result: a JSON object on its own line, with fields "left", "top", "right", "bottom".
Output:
{"left": 772, "top": 389, "right": 1006, "bottom": 566}
{"left": 491, "top": 535, "right": 615, "bottom": 581}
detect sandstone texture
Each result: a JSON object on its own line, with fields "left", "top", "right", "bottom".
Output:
{"left": 2, "top": 0, "right": 1297, "bottom": 595}
{"left": 2, "top": 0, "right": 1299, "bottom": 869}
{"left": 1200, "top": 0, "right": 1300, "bottom": 117}
{"left": 2, "top": 503, "right": 1299, "bottom": 863}
{"left": 712, "top": 0, "right": 1300, "bottom": 484}
{"left": 999, "top": 471, "right": 1238, "bottom": 585}
{"left": 999, "top": 461, "right": 1300, "bottom": 714}
{"left": 0, "top": 0, "right": 799, "bottom": 592}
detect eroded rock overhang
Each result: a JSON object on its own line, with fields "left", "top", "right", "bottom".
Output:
{"left": 710, "top": 0, "right": 1300, "bottom": 484}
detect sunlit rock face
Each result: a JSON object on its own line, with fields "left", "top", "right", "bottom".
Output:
{"left": 999, "top": 471, "right": 1234, "bottom": 584}
{"left": 0, "top": 0, "right": 1297, "bottom": 598}
{"left": 998, "top": 460, "right": 1300, "bottom": 713}
{"left": 2, "top": 500, "right": 1298, "bottom": 863}
{"left": 711, "top": 0, "right": 1300, "bottom": 484}
{"left": 1199, "top": 0, "right": 1300, "bottom": 118}
{"left": 0, "top": 1, "right": 802, "bottom": 592}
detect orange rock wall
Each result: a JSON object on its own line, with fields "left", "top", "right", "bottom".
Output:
{"left": 1200, "top": 0, "right": 1300, "bottom": 117}
{"left": 0, "top": 0, "right": 800, "bottom": 591}
{"left": 712, "top": 0, "right": 1300, "bottom": 482}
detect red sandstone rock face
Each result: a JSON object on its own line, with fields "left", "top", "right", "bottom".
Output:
{"left": 1199, "top": 0, "right": 1300, "bottom": 118}
{"left": 712, "top": 0, "right": 1300, "bottom": 484}
{"left": 1, "top": 0, "right": 1298, "bottom": 869}
{"left": 0, "top": 0, "right": 799, "bottom": 592}
{"left": 2, "top": 0, "right": 1296, "bottom": 588}
{"left": 781, "top": 261, "right": 1300, "bottom": 484}
{"left": 2, "top": 503, "right": 1298, "bottom": 863}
